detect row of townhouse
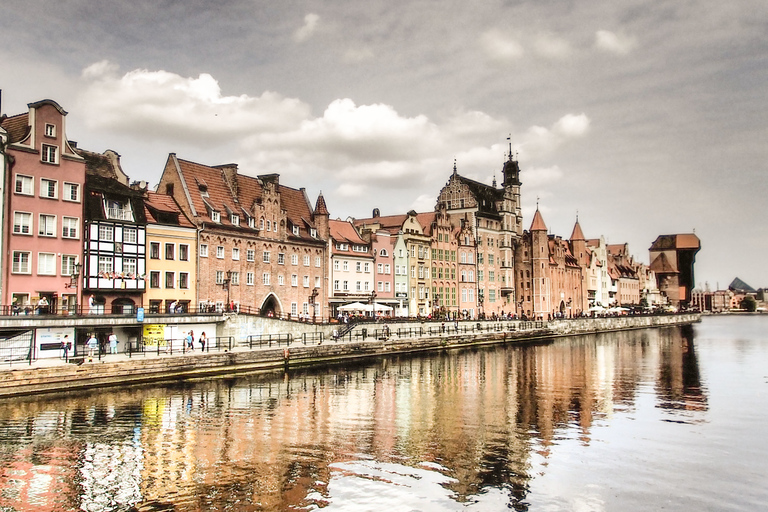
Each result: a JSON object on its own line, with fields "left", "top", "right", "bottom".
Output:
{"left": 0, "top": 98, "right": 700, "bottom": 321}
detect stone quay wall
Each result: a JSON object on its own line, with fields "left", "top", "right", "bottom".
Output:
{"left": 0, "top": 314, "right": 699, "bottom": 399}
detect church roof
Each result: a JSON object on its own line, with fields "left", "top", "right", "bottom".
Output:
{"left": 570, "top": 220, "right": 585, "bottom": 241}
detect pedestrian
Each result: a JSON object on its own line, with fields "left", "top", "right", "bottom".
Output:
{"left": 169, "top": 300, "right": 178, "bottom": 314}
{"left": 108, "top": 332, "right": 118, "bottom": 354}
{"left": 62, "top": 335, "right": 70, "bottom": 360}
{"left": 88, "top": 295, "right": 96, "bottom": 314}
{"left": 186, "top": 330, "right": 194, "bottom": 351}
{"left": 87, "top": 333, "right": 98, "bottom": 358}
{"left": 199, "top": 332, "right": 207, "bottom": 351}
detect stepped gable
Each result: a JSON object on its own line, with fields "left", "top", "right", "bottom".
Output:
{"left": 728, "top": 277, "right": 755, "bottom": 293}
{"left": 0, "top": 112, "right": 30, "bottom": 143}
{"left": 145, "top": 191, "right": 195, "bottom": 228}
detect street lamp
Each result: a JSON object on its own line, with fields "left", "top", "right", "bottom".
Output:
{"left": 70, "top": 262, "right": 81, "bottom": 315}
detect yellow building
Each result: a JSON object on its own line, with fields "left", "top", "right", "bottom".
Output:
{"left": 143, "top": 192, "right": 197, "bottom": 313}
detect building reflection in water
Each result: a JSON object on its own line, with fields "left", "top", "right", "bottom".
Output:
{"left": 0, "top": 325, "right": 706, "bottom": 511}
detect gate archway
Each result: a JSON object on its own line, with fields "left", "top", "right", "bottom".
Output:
{"left": 260, "top": 293, "right": 282, "bottom": 318}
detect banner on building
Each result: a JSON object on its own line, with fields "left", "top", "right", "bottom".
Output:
{"left": 142, "top": 324, "right": 166, "bottom": 348}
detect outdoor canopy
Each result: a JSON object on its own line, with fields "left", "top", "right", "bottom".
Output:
{"left": 337, "top": 302, "right": 393, "bottom": 312}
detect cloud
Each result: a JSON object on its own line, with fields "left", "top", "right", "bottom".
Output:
{"left": 77, "top": 62, "right": 311, "bottom": 142}
{"left": 518, "top": 113, "right": 590, "bottom": 158}
{"left": 533, "top": 33, "right": 572, "bottom": 59}
{"left": 594, "top": 30, "right": 637, "bottom": 55}
{"left": 520, "top": 165, "right": 564, "bottom": 188}
{"left": 343, "top": 46, "right": 375, "bottom": 63}
{"left": 480, "top": 30, "right": 524, "bottom": 61}
{"left": 293, "top": 13, "right": 320, "bottom": 43}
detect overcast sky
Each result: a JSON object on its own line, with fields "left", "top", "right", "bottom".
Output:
{"left": 2, "top": 0, "right": 766, "bottom": 289}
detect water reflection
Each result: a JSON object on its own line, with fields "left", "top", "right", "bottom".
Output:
{"left": 0, "top": 323, "right": 714, "bottom": 511}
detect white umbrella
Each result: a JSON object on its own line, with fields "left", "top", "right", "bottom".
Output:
{"left": 338, "top": 302, "right": 369, "bottom": 311}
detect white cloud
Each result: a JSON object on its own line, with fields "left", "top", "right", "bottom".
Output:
{"left": 480, "top": 30, "right": 524, "bottom": 61}
{"left": 594, "top": 30, "right": 637, "bottom": 55}
{"left": 343, "top": 46, "right": 375, "bottom": 63}
{"left": 293, "top": 13, "right": 320, "bottom": 43}
{"left": 518, "top": 113, "right": 590, "bottom": 158}
{"left": 553, "top": 113, "right": 590, "bottom": 137}
{"left": 77, "top": 62, "right": 311, "bottom": 142}
{"left": 533, "top": 33, "right": 572, "bottom": 59}
{"left": 521, "top": 165, "right": 564, "bottom": 188}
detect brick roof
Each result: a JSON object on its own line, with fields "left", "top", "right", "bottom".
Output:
{"left": 649, "top": 234, "right": 701, "bottom": 251}
{"left": 530, "top": 208, "right": 547, "bottom": 231}
{"left": 0, "top": 113, "right": 30, "bottom": 143}
{"left": 145, "top": 191, "right": 195, "bottom": 228}
{"left": 570, "top": 220, "right": 585, "bottom": 241}
{"left": 174, "top": 157, "right": 318, "bottom": 240}
{"left": 329, "top": 219, "right": 366, "bottom": 245}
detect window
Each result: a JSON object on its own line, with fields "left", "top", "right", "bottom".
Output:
{"left": 37, "top": 253, "right": 56, "bottom": 275}
{"left": 356, "top": 262, "right": 362, "bottom": 272}
{"left": 179, "top": 244, "right": 189, "bottom": 261}
{"left": 232, "top": 248, "right": 240, "bottom": 260}
{"left": 217, "top": 246, "right": 225, "bottom": 259}
{"left": 62, "top": 255, "right": 77, "bottom": 276}
{"left": 278, "top": 274, "right": 284, "bottom": 285}
{"left": 385, "top": 264, "right": 390, "bottom": 274}
{"left": 12, "top": 252, "right": 30, "bottom": 273}
{"left": 216, "top": 271, "right": 224, "bottom": 284}
{"left": 15, "top": 175, "right": 33, "bottom": 195}
{"left": 231, "top": 214, "right": 239, "bottom": 226}
{"left": 356, "top": 281, "right": 361, "bottom": 291}
{"left": 334, "top": 260, "right": 340, "bottom": 271}
{"left": 124, "top": 227, "right": 137, "bottom": 244}
{"left": 263, "top": 251, "right": 270, "bottom": 263}
{"left": 99, "top": 225, "right": 114, "bottom": 241}
{"left": 315, "top": 276, "right": 321, "bottom": 288}
{"left": 44, "top": 123, "right": 56, "bottom": 137}
{"left": 40, "top": 178, "right": 57, "bottom": 198}
{"left": 41, "top": 144, "right": 58, "bottom": 164}
{"left": 165, "top": 243, "right": 175, "bottom": 260}
{"left": 150, "top": 242, "right": 160, "bottom": 259}
{"left": 334, "top": 280, "right": 340, "bottom": 291}
{"left": 293, "top": 225, "right": 300, "bottom": 236}
{"left": 291, "top": 303, "right": 298, "bottom": 316}
{"left": 180, "top": 272, "right": 189, "bottom": 289}
{"left": 39, "top": 214, "right": 56, "bottom": 237}
{"left": 364, "top": 263, "right": 370, "bottom": 273}
{"left": 303, "top": 255, "right": 310, "bottom": 266}
{"left": 343, "top": 280, "right": 349, "bottom": 291}
{"left": 291, "top": 254, "right": 298, "bottom": 265}
{"left": 63, "top": 182, "right": 80, "bottom": 202}
{"left": 378, "top": 281, "right": 384, "bottom": 292}
{"left": 385, "top": 282, "right": 391, "bottom": 292}
{"left": 200, "top": 244, "right": 208, "bottom": 257}
{"left": 123, "top": 257, "right": 137, "bottom": 275}
{"left": 343, "top": 261, "right": 349, "bottom": 271}
{"left": 310, "top": 228, "right": 317, "bottom": 238}
{"left": 248, "top": 217, "right": 255, "bottom": 228}
{"left": 378, "top": 263, "right": 383, "bottom": 274}
{"left": 165, "top": 272, "right": 175, "bottom": 288}
{"left": 266, "top": 220, "right": 271, "bottom": 231}
{"left": 13, "top": 212, "right": 32, "bottom": 234}
{"left": 263, "top": 273, "right": 270, "bottom": 285}
{"left": 230, "top": 272, "right": 239, "bottom": 285}
{"left": 291, "top": 274, "right": 298, "bottom": 287}
{"left": 315, "top": 256, "right": 321, "bottom": 268}
{"left": 247, "top": 249, "right": 255, "bottom": 262}
{"left": 98, "top": 256, "right": 113, "bottom": 273}
{"left": 211, "top": 211, "right": 220, "bottom": 223}
{"left": 380, "top": 249, "right": 388, "bottom": 257}
{"left": 246, "top": 272, "right": 254, "bottom": 285}
{"left": 150, "top": 271, "right": 160, "bottom": 288}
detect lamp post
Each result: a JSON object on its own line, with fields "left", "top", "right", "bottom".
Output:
{"left": 70, "top": 262, "right": 81, "bottom": 315}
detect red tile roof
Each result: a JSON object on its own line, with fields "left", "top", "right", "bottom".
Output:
{"left": 145, "top": 191, "right": 196, "bottom": 228}
{"left": 0, "top": 113, "right": 30, "bottom": 143}
{"left": 530, "top": 208, "right": 547, "bottom": 231}
{"left": 570, "top": 220, "right": 585, "bottom": 241}
{"left": 329, "top": 219, "right": 366, "bottom": 245}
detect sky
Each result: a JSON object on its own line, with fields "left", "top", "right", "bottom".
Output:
{"left": 1, "top": 0, "right": 766, "bottom": 290}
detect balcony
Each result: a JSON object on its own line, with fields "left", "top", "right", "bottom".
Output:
{"left": 106, "top": 208, "right": 133, "bottom": 221}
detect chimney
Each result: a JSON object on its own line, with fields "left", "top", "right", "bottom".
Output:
{"left": 215, "top": 163, "right": 239, "bottom": 196}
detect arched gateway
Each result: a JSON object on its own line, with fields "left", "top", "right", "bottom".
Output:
{"left": 260, "top": 293, "right": 282, "bottom": 318}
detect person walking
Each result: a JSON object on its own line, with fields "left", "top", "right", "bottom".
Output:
{"left": 108, "top": 332, "right": 118, "bottom": 354}
{"left": 199, "top": 332, "right": 207, "bottom": 352}
{"left": 88, "top": 295, "right": 96, "bottom": 314}
{"left": 186, "top": 330, "right": 194, "bottom": 351}
{"left": 62, "top": 335, "right": 70, "bottom": 361}
{"left": 87, "top": 333, "right": 98, "bottom": 358}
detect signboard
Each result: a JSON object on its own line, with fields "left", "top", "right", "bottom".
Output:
{"left": 137, "top": 307, "right": 144, "bottom": 322}
{"left": 142, "top": 324, "right": 166, "bottom": 348}
{"left": 395, "top": 292, "right": 408, "bottom": 298}
{"left": 35, "top": 327, "right": 75, "bottom": 359}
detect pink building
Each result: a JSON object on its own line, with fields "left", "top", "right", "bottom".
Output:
{"left": 1, "top": 100, "right": 85, "bottom": 313}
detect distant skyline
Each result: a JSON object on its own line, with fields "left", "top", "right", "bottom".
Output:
{"left": 2, "top": 1, "right": 766, "bottom": 289}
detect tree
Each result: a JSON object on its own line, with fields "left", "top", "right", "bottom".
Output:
{"left": 740, "top": 295, "right": 757, "bottom": 312}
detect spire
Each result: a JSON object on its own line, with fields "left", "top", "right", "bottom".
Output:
{"left": 530, "top": 206, "right": 547, "bottom": 231}
{"left": 570, "top": 217, "right": 585, "bottom": 241}
{"left": 453, "top": 158, "right": 457, "bottom": 176}
{"left": 314, "top": 191, "right": 329, "bottom": 215}
{"left": 492, "top": 172, "right": 497, "bottom": 188}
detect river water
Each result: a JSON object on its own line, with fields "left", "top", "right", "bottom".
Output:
{"left": 0, "top": 315, "right": 766, "bottom": 512}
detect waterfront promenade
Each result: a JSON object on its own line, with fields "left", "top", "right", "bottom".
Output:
{"left": 0, "top": 313, "right": 700, "bottom": 399}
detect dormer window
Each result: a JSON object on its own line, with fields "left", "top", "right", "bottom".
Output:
{"left": 248, "top": 217, "right": 255, "bottom": 228}
{"left": 266, "top": 220, "right": 271, "bottom": 231}
{"left": 260, "top": 218, "right": 265, "bottom": 230}
{"left": 44, "top": 124, "right": 56, "bottom": 138}
{"left": 379, "top": 249, "right": 388, "bottom": 257}
{"left": 292, "top": 225, "right": 300, "bottom": 236}
{"left": 211, "top": 211, "right": 221, "bottom": 223}
{"left": 231, "top": 214, "right": 239, "bottom": 226}
{"left": 198, "top": 182, "right": 208, "bottom": 197}
{"left": 105, "top": 199, "right": 133, "bottom": 221}
{"left": 310, "top": 228, "right": 317, "bottom": 238}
